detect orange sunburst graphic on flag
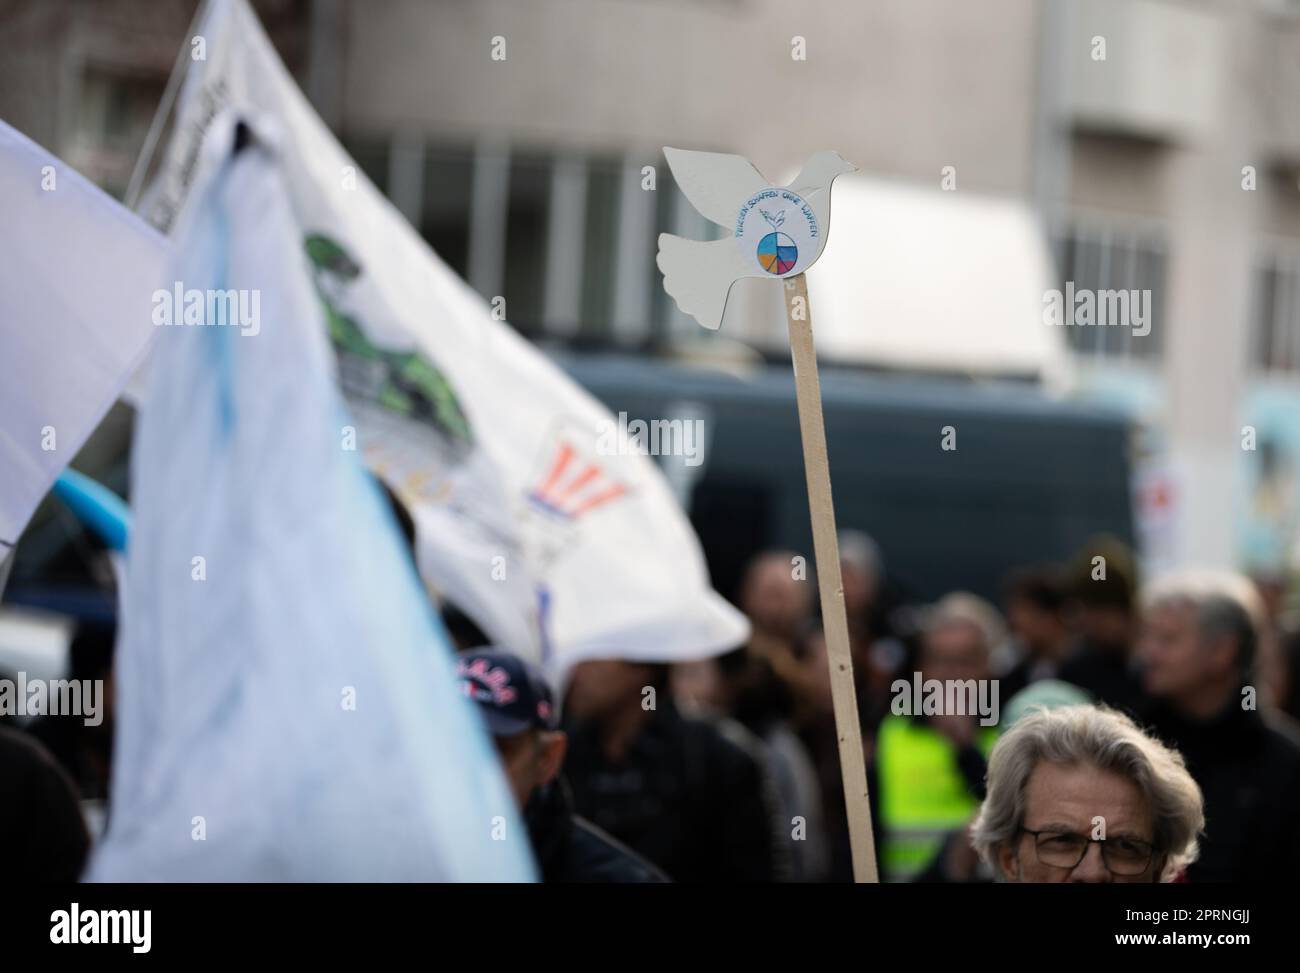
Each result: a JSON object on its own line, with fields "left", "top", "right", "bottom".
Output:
{"left": 528, "top": 440, "right": 628, "bottom": 521}
{"left": 521, "top": 419, "right": 636, "bottom": 574}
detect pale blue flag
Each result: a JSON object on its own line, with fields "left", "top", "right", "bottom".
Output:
{"left": 0, "top": 120, "right": 162, "bottom": 552}
{"left": 87, "top": 120, "right": 535, "bottom": 881}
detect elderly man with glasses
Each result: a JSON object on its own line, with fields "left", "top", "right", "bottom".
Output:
{"left": 970, "top": 705, "right": 1204, "bottom": 883}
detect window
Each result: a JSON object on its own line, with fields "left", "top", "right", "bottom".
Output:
{"left": 503, "top": 153, "right": 550, "bottom": 333}
{"left": 341, "top": 137, "right": 389, "bottom": 195}
{"left": 579, "top": 158, "right": 620, "bottom": 338}
{"left": 72, "top": 68, "right": 166, "bottom": 198}
{"left": 1052, "top": 221, "right": 1167, "bottom": 362}
{"left": 420, "top": 143, "right": 474, "bottom": 281}
{"left": 358, "top": 137, "right": 709, "bottom": 348}
{"left": 1252, "top": 249, "right": 1300, "bottom": 372}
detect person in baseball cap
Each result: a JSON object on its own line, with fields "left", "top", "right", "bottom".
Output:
{"left": 457, "top": 649, "right": 667, "bottom": 883}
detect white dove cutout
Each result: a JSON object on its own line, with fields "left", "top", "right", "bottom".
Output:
{"left": 657, "top": 146, "right": 858, "bottom": 330}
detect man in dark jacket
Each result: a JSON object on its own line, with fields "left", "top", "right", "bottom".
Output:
{"left": 1057, "top": 538, "right": 1145, "bottom": 716}
{"left": 456, "top": 648, "right": 665, "bottom": 883}
{"left": 1137, "top": 571, "right": 1300, "bottom": 881}
{"left": 563, "top": 659, "right": 779, "bottom": 882}
{"left": 1000, "top": 566, "right": 1073, "bottom": 701}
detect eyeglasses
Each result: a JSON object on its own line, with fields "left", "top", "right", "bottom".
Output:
{"left": 1020, "top": 828, "right": 1156, "bottom": 876}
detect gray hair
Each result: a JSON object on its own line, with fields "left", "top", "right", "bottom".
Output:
{"left": 970, "top": 705, "right": 1203, "bottom": 882}
{"left": 924, "top": 591, "right": 1006, "bottom": 653}
{"left": 1143, "top": 570, "right": 1264, "bottom": 678}
{"left": 839, "top": 530, "right": 882, "bottom": 578}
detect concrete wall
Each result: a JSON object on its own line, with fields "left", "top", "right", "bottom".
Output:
{"left": 339, "top": 0, "right": 1041, "bottom": 197}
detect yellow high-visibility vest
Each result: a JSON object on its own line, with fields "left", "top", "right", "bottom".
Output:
{"left": 877, "top": 715, "right": 997, "bottom": 882}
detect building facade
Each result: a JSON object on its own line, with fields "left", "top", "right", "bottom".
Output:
{"left": 3, "top": 0, "right": 1299, "bottom": 573}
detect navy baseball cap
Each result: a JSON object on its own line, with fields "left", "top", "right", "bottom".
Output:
{"left": 456, "top": 648, "right": 558, "bottom": 737}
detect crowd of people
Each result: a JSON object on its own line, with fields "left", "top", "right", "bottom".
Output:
{"left": 512, "top": 531, "right": 1300, "bottom": 882}
{"left": 6, "top": 523, "right": 1300, "bottom": 883}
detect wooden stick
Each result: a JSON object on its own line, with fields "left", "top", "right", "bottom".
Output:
{"left": 783, "top": 272, "right": 879, "bottom": 883}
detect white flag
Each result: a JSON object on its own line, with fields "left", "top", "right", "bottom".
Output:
{"left": 145, "top": 0, "right": 749, "bottom": 675}
{"left": 88, "top": 119, "right": 534, "bottom": 881}
{"left": 0, "top": 120, "right": 163, "bottom": 550}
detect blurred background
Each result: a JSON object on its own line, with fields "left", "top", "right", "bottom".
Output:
{"left": 6, "top": 0, "right": 1300, "bottom": 608}
{"left": 6, "top": 0, "right": 1300, "bottom": 884}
